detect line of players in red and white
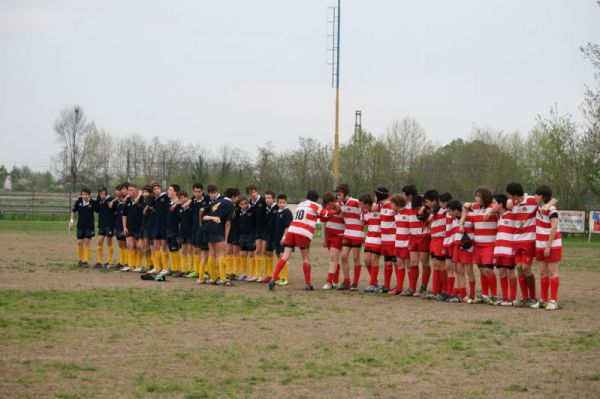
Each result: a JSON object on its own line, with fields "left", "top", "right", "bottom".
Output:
{"left": 268, "top": 182, "right": 562, "bottom": 310}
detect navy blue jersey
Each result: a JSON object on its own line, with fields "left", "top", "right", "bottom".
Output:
{"left": 191, "top": 194, "right": 211, "bottom": 233}
{"left": 124, "top": 196, "right": 144, "bottom": 232}
{"left": 166, "top": 200, "right": 180, "bottom": 236}
{"left": 143, "top": 196, "right": 156, "bottom": 231}
{"left": 239, "top": 207, "right": 257, "bottom": 236}
{"left": 202, "top": 197, "right": 234, "bottom": 235}
{"left": 72, "top": 198, "right": 95, "bottom": 230}
{"left": 154, "top": 193, "right": 169, "bottom": 226}
{"left": 114, "top": 201, "right": 126, "bottom": 231}
{"left": 229, "top": 204, "right": 241, "bottom": 238}
{"left": 94, "top": 196, "right": 115, "bottom": 229}
{"left": 263, "top": 203, "right": 279, "bottom": 240}
{"left": 178, "top": 204, "right": 193, "bottom": 238}
{"left": 273, "top": 207, "right": 293, "bottom": 243}
{"left": 249, "top": 195, "right": 267, "bottom": 229}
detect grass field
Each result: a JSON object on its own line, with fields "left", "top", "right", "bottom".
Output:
{"left": 0, "top": 221, "right": 599, "bottom": 398}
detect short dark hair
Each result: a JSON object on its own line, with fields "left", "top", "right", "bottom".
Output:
{"left": 246, "top": 184, "right": 257, "bottom": 194}
{"left": 115, "top": 184, "right": 123, "bottom": 191}
{"left": 224, "top": 187, "right": 238, "bottom": 198}
{"left": 142, "top": 185, "right": 153, "bottom": 192}
{"left": 358, "top": 194, "right": 373, "bottom": 205}
{"left": 121, "top": 182, "right": 130, "bottom": 189}
{"left": 169, "top": 184, "right": 181, "bottom": 193}
{"left": 412, "top": 195, "right": 424, "bottom": 208}
{"left": 335, "top": 184, "right": 349, "bottom": 195}
{"left": 423, "top": 189, "right": 439, "bottom": 202}
{"left": 193, "top": 182, "right": 204, "bottom": 190}
{"left": 506, "top": 182, "right": 524, "bottom": 197}
{"left": 493, "top": 194, "right": 508, "bottom": 209}
{"left": 98, "top": 187, "right": 107, "bottom": 194}
{"left": 81, "top": 187, "right": 91, "bottom": 195}
{"left": 401, "top": 184, "right": 418, "bottom": 197}
{"left": 439, "top": 192, "right": 452, "bottom": 203}
{"left": 207, "top": 184, "right": 218, "bottom": 193}
{"left": 178, "top": 190, "right": 188, "bottom": 198}
{"left": 237, "top": 195, "right": 248, "bottom": 205}
{"left": 129, "top": 183, "right": 138, "bottom": 189}
{"left": 306, "top": 190, "right": 319, "bottom": 202}
{"left": 534, "top": 185, "right": 552, "bottom": 203}
{"left": 374, "top": 186, "right": 390, "bottom": 202}
{"left": 475, "top": 186, "right": 493, "bottom": 207}
{"left": 277, "top": 194, "right": 287, "bottom": 201}
{"left": 265, "top": 190, "right": 276, "bottom": 198}
{"left": 447, "top": 199, "right": 462, "bottom": 212}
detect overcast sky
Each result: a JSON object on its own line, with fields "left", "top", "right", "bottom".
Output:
{"left": 1, "top": 0, "right": 599, "bottom": 171}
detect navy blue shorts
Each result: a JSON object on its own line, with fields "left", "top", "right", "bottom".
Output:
{"left": 239, "top": 234, "right": 256, "bottom": 252}
{"left": 152, "top": 225, "right": 166, "bottom": 240}
{"left": 77, "top": 227, "right": 95, "bottom": 240}
{"left": 97, "top": 226, "right": 114, "bottom": 237}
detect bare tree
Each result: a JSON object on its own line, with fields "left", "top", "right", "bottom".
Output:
{"left": 54, "top": 106, "right": 96, "bottom": 197}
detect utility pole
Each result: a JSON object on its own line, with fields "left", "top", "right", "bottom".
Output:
{"left": 328, "top": 0, "right": 341, "bottom": 189}
{"left": 355, "top": 110, "right": 362, "bottom": 135}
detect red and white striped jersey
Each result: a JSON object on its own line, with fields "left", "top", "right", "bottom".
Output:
{"left": 379, "top": 201, "right": 396, "bottom": 246}
{"left": 341, "top": 197, "right": 364, "bottom": 240}
{"left": 287, "top": 200, "right": 322, "bottom": 240}
{"left": 364, "top": 208, "right": 382, "bottom": 246}
{"left": 467, "top": 203, "right": 498, "bottom": 247}
{"left": 319, "top": 206, "right": 345, "bottom": 237}
{"left": 395, "top": 204, "right": 411, "bottom": 249}
{"left": 430, "top": 207, "right": 447, "bottom": 238}
{"left": 408, "top": 206, "right": 430, "bottom": 236}
{"left": 443, "top": 212, "right": 455, "bottom": 248}
{"left": 493, "top": 211, "right": 515, "bottom": 258}
{"left": 536, "top": 206, "right": 562, "bottom": 250}
{"left": 511, "top": 195, "right": 537, "bottom": 244}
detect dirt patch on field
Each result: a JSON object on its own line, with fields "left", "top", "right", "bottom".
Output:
{"left": 0, "top": 230, "right": 599, "bottom": 398}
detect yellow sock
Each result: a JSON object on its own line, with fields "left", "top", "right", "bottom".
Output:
{"left": 280, "top": 262, "right": 289, "bottom": 280}
{"left": 180, "top": 253, "right": 187, "bottom": 272}
{"left": 218, "top": 256, "right": 227, "bottom": 281}
{"left": 199, "top": 257, "right": 207, "bottom": 278}
{"left": 85, "top": 247, "right": 91, "bottom": 263}
{"left": 128, "top": 249, "right": 137, "bottom": 268}
{"left": 137, "top": 250, "right": 143, "bottom": 268}
{"left": 120, "top": 248, "right": 128, "bottom": 265}
{"left": 250, "top": 257, "right": 256, "bottom": 277}
{"left": 187, "top": 255, "right": 193, "bottom": 272}
{"left": 173, "top": 252, "right": 181, "bottom": 271}
{"left": 226, "top": 255, "right": 233, "bottom": 275}
{"left": 267, "top": 254, "right": 274, "bottom": 276}
{"left": 97, "top": 246, "right": 104, "bottom": 264}
{"left": 193, "top": 255, "right": 200, "bottom": 273}
{"left": 77, "top": 244, "right": 84, "bottom": 262}
{"left": 207, "top": 256, "right": 217, "bottom": 281}
{"left": 257, "top": 256, "right": 264, "bottom": 277}
{"left": 162, "top": 251, "right": 170, "bottom": 270}
{"left": 234, "top": 256, "right": 241, "bottom": 275}
{"left": 155, "top": 250, "right": 162, "bottom": 269}
{"left": 107, "top": 246, "right": 114, "bottom": 264}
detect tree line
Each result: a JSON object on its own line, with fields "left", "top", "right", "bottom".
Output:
{"left": 3, "top": 12, "right": 599, "bottom": 210}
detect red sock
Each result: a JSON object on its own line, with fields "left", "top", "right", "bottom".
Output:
{"left": 459, "top": 287, "right": 467, "bottom": 298}
{"left": 469, "top": 280, "right": 476, "bottom": 298}
{"left": 366, "top": 264, "right": 372, "bottom": 276}
{"left": 369, "top": 266, "right": 380, "bottom": 286}
{"left": 440, "top": 270, "right": 448, "bottom": 293}
{"left": 526, "top": 275, "right": 536, "bottom": 300}
{"left": 550, "top": 277, "right": 560, "bottom": 301}
{"left": 518, "top": 276, "right": 529, "bottom": 301}
{"left": 431, "top": 270, "right": 440, "bottom": 294}
{"left": 409, "top": 267, "right": 419, "bottom": 291}
{"left": 500, "top": 276, "right": 509, "bottom": 300}
{"left": 352, "top": 264, "right": 361, "bottom": 285}
{"left": 447, "top": 276, "right": 455, "bottom": 295}
{"left": 480, "top": 272, "right": 489, "bottom": 296}
{"left": 334, "top": 264, "right": 340, "bottom": 284}
{"left": 509, "top": 277, "right": 518, "bottom": 301}
{"left": 486, "top": 273, "right": 497, "bottom": 296}
{"left": 302, "top": 262, "right": 311, "bottom": 285}
{"left": 327, "top": 272, "right": 334, "bottom": 283}
{"left": 540, "top": 277, "right": 550, "bottom": 302}
{"left": 383, "top": 265, "right": 392, "bottom": 288}
{"left": 272, "top": 258, "right": 286, "bottom": 280}
{"left": 395, "top": 266, "right": 406, "bottom": 290}
{"left": 421, "top": 265, "right": 431, "bottom": 288}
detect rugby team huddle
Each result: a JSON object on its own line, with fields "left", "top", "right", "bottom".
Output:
{"left": 69, "top": 180, "right": 562, "bottom": 310}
